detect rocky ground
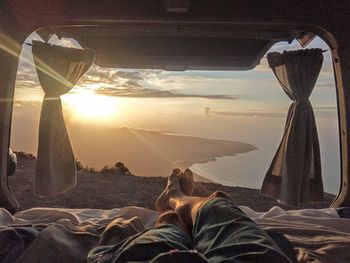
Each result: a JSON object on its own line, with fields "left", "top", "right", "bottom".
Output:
{"left": 8, "top": 153, "right": 335, "bottom": 212}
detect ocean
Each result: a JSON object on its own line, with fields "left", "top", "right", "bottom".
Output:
{"left": 190, "top": 113, "right": 340, "bottom": 195}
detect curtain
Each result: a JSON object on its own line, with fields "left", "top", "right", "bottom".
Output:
{"left": 32, "top": 41, "right": 94, "bottom": 196}
{"left": 260, "top": 49, "right": 324, "bottom": 207}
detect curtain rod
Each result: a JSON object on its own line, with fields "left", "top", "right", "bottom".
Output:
{"left": 262, "top": 49, "right": 329, "bottom": 58}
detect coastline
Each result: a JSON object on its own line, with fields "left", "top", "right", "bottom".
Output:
{"left": 67, "top": 127, "right": 258, "bottom": 178}
{"left": 8, "top": 153, "right": 335, "bottom": 212}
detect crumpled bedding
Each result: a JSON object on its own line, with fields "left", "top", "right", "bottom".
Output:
{"left": 240, "top": 206, "right": 350, "bottom": 263}
{"left": 0, "top": 206, "right": 349, "bottom": 263}
{"left": 0, "top": 207, "right": 158, "bottom": 263}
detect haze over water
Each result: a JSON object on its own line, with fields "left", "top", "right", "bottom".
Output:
{"left": 11, "top": 33, "right": 340, "bottom": 194}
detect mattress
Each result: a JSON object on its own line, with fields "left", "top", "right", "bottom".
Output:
{"left": 1, "top": 206, "right": 349, "bottom": 263}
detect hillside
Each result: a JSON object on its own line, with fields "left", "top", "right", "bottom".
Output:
{"left": 8, "top": 153, "right": 334, "bottom": 212}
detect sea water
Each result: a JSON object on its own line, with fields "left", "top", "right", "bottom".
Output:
{"left": 190, "top": 115, "right": 340, "bottom": 195}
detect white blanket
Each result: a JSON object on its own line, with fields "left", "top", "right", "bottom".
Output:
{"left": 241, "top": 206, "right": 350, "bottom": 263}
{"left": 0, "top": 206, "right": 349, "bottom": 263}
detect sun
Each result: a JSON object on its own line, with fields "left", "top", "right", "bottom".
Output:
{"left": 62, "top": 91, "right": 120, "bottom": 120}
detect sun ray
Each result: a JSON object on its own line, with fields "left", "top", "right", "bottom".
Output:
{"left": 126, "top": 127, "right": 176, "bottom": 168}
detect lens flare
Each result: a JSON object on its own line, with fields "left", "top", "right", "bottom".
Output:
{"left": 62, "top": 91, "right": 120, "bottom": 120}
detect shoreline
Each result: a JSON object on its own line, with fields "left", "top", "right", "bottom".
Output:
{"left": 14, "top": 127, "right": 258, "bottom": 178}
{"left": 8, "top": 154, "right": 335, "bottom": 212}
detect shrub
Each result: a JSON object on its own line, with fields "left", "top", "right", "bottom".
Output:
{"left": 88, "top": 167, "right": 96, "bottom": 173}
{"left": 101, "top": 165, "right": 110, "bottom": 171}
{"left": 114, "top": 161, "right": 131, "bottom": 175}
{"left": 76, "top": 160, "right": 84, "bottom": 171}
{"left": 14, "top": 151, "right": 36, "bottom": 160}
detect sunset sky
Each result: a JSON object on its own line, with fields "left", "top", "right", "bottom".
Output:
{"left": 11, "top": 32, "right": 340, "bottom": 194}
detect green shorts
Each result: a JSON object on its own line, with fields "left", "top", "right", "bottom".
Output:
{"left": 88, "top": 197, "right": 295, "bottom": 263}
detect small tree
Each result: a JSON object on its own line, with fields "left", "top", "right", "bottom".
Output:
{"left": 114, "top": 161, "right": 131, "bottom": 175}
{"left": 101, "top": 165, "right": 110, "bottom": 171}
{"left": 88, "top": 167, "right": 96, "bottom": 173}
{"left": 7, "top": 150, "right": 17, "bottom": 176}
{"left": 76, "top": 160, "right": 84, "bottom": 171}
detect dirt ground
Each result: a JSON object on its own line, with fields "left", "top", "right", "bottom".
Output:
{"left": 8, "top": 154, "right": 335, "bottom": 212}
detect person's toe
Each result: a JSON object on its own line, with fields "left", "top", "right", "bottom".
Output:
{"left": 179, "top": 168, "right": 195, "bottom": 196}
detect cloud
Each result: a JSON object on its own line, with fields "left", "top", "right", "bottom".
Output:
{"left": 314, "top": 106, "right": 337, "bottom": 111}
{"left": 76, "top": 66, "right": 147, "bottom": 88}
{"left": 96, "top": 87, "right": 236, "bottom": 99}
{"left": 15, "top": 56, "right": 236, "bottom": 100}
{"left": 207, "top": 107, "right": 337, "bottom": 120}
{"left": 13, "top": 100, "right": 26, "bottom": 107}
{"left": 77, "top": 66, "right": 238, "bottom": 99}
{"left": 316, "top": 80, "right": 335, "bottom": 89}
{"left": 210, "top": 110, "right": 285, "bottom": 118}
{"left": 113, "top": 71, "right": 143, "bottom": 81}
{"left": 14, "top": 33, "right": 334, "bottom": 105}
{"left": 255, "top": 58, "right": 271, "bottom": 72}
{"left": 123, "top": 80, "right": 143, "bottom": 89}
{"left": 13, "top": 100, "right": 41, "bottom": 107}
{"left": 51, "top": 36, "right": 82, "bottom": 49}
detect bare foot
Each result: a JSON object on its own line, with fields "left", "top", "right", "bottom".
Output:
{"left": 178, "top": 168, "right": 195, "bottom": 196}
{"left": 155, "top": 169, "right": 184, "bottom": 212}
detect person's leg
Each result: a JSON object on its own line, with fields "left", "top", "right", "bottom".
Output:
{"left": 155, "top": 169, "right": 230, "bottom": 231}
{"left": 155, "top": 168, "right": 195, "bottom": 212}
{"left": 155, "top": 169, "right": 295, "bottom": 263}
{"left": 88, "top": 211, "right": 192, "bottom": 263}
{"left": 192, "top": 196, "right": 295, "bottom": 263}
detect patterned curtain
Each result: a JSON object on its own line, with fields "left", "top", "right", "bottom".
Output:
{"left": 260, "top": 49, "right": 324, "bottom": 206}
{"left": 32, "top": 41, "right": 94, "bottom": 196}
